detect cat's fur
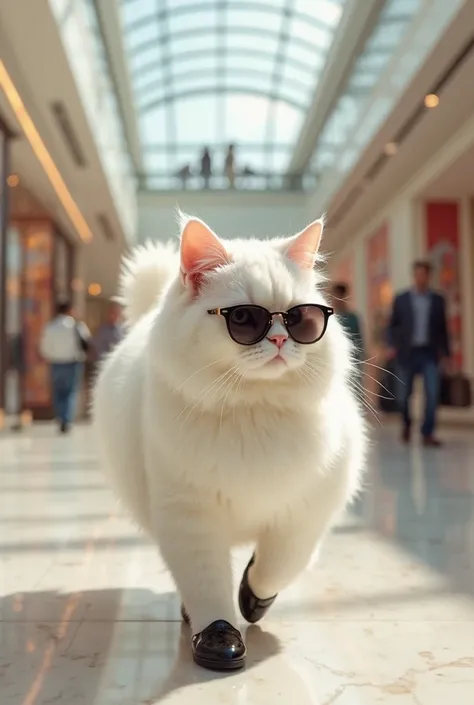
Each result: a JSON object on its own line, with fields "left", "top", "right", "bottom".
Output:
{"left": 93, "top": 215, "right": 366, "bottom": 634}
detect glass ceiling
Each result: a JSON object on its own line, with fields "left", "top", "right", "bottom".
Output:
{"left": 119, "top": 0, "right": 346, "bottom": 189}
{"left": 309, "top": 0, "right": 423, "bottom": 176}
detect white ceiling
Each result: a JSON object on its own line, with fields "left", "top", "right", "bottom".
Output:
{"left": 419, "top": 143, "right": 474, "bottom": 199}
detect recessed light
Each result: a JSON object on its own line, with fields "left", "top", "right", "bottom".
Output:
{"left": 88, "top": 282, "right": 102, "bottom": 297}
{"left": 384, "top": 142, "right": 398, "bottom": 156}
{"left": 424, "top": 93, "right": 439, "bottom": 108}
{"left": 7, "top": 173, "right": 20, "bottom": 187}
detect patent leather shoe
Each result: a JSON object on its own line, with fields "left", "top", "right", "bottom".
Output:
{"left": 192, "top": 620, "right": 246, "bottom": 671}
{"left": 239, "top": 555, "right": 277, "bottom": 623}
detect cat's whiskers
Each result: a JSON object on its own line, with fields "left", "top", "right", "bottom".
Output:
{"left": 361, "top": 359, "right": 403, "bottom": 384}
{"left": 302, "top": 359, "right": 382, "bottom": 425}
{"left": 219, "top": 370, "right": 244, "bottom": 428}
{"left": 177, "top": 365, "right": 240, "bottom": 427}
{"left": 177, "top": 358, "right": 227, "bottom": 391}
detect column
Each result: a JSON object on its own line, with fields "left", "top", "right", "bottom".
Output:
{"left": 388, "top": 196, "right": 420, "bottom": 292}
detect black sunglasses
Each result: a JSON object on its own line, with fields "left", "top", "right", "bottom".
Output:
{"left": 207, "top": 304, "right": 334, "bottom": 346}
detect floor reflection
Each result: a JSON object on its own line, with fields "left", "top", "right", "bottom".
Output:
{"left": 355, "top": 431, "right": 474, "bottom": 596}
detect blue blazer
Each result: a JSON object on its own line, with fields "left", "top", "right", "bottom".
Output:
{"left": 387, "top": 290, "right": 450, "bottom": 363}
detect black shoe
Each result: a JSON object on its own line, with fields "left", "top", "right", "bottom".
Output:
{"left": 192, "top": 620, "right": 246, "bottom": 671}
{"left": 239, "top": 555, "right": 277, "bottom": 624}
{"left": 60, "top": 422, "right": 70, "bottom": 434}
{"left": 401, "top": 426, "right": 411, "bottom": 444}
{"left": 423, "top": 435, "right": 442, "bottom": 448}
{"left": 181, "top": 603, "right": 190, "bottom": 625}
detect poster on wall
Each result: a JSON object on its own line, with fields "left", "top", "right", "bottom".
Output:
{"left": 22, "top": 226, "right": 54, "bottom": 408}
{"left": 366, "top": 222, "right": 392, "bottom": 358}
{"left": 425, "top": 201, "right": 463, "bottom": 370}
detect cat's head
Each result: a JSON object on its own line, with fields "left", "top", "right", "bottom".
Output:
{"left": 155, "top": 216, "right": 353, "bottom": 409}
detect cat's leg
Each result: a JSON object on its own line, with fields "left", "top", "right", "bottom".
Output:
{"left": 152, "top": 496, "right": 246, "bottom": 670}
{"left": 239, "top": 474, "right": 354, "bottom": 623}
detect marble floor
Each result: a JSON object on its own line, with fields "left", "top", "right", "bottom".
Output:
{"left": 1, "top": 424, "right": 474, "bottom": 704}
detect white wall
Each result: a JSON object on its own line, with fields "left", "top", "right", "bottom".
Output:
{"left": 138, "top": 191, "right": 309, "bottom": 243}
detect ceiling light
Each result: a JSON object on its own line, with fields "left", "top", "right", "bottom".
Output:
{"left": 424, "top": 93, "right": 439, "bottom": 108}
{"left": 88, "top": 282, "right": 102, "bottom": 297}
{"left": 7, "top": 173, "right": 20, "bottom": 187}
{"left": 384, "top": 142, "right": 398, "bottom": 156}
{"left": 0, "top": 61, "right": 93, "bottom": 244}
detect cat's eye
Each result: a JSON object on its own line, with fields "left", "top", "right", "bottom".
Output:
{"left": 207, "top": 304, "right": 334, "bottom": 346}
{"left": 286, "top": 308, "right": 302, "bottom": 327}
{"left": 231, "top": 307, "right": 252, "bottom": 325}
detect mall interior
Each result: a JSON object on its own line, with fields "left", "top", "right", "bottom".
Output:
{"left": 1, "top": 0, "right": 474, "bottom": 702}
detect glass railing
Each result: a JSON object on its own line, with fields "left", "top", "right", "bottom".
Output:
{"left": 140, "top": 171, "right": 317, "bottom": 192}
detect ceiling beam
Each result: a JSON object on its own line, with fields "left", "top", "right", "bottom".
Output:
{"left": 288, "top": 0, "right": 384, "bottom": 174}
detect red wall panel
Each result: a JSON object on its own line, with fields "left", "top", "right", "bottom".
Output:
{"left": 425, "top": 201, "right": 463, "bottom": 369}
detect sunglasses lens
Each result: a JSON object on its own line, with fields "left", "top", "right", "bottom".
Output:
{"left": 286, "top": 305, "right": 326, "bottom": 344}
{"left": 228, "top": 306, "right": 269, "bottom": 345}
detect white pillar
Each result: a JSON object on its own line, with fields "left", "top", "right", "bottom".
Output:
{"left": 388, "top": 196, "right": 420, "bottom": 292}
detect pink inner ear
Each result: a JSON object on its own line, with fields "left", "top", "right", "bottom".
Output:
{"left": 180, "top": 218, "right": 229, "bottom": 291}
{"left": 286, "top": 220, "right": 323, "bottom": 269}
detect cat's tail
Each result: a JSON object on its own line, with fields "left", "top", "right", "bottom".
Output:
{"left": 119, "top": 240, "right": 178, "bottom": 326}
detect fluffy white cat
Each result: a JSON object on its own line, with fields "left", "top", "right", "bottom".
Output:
{"left": 93, "top": 215, "right": 366, "bottom": 670}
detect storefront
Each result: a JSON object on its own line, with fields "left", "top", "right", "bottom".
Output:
{"left": 0, "top": 116, "right": 11, "bottom": 424}
{"left": 1, "top": 175, "right": 74, "bottom": 422}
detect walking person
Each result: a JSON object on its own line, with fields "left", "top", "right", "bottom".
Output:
{"left": 92, "top": 300, "right": 124, "bottom": 362}
{"left": 224, "top": 143, "right": 236, "bottom": 187}
{"left": 40, "top": 301, "right": 91, "bottom": 433}
{"left": 200, "top": 147, "right": 212, "bottom": 189}
{"left": 387, "top": 261, "right": 450, "bottom": 446}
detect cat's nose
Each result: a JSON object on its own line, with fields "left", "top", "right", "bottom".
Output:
{"left": 267, "top": 334, "right": 287, "bottom": 349}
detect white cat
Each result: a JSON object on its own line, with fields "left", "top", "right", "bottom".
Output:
{"left": 93, "top": 215, "right": 367, "bottom": 670}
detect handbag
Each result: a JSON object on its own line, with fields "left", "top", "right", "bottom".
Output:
{"left": 75, "top": 324, "right": 90, "bottom": 354}
{"left": 440, "top": 373, "right": 472, "bottom": 408}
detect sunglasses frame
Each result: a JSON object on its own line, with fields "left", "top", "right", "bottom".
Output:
{"left": 207, "top": 303, "right": 334, "bottom": 346}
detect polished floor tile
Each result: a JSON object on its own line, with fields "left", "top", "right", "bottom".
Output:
{"left": 1, "top": 424, "right": 474, "bottom": 704}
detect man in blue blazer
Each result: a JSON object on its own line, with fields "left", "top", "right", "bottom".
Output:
{"left": 387, "top": 261, "right": 450, "bottom": 446}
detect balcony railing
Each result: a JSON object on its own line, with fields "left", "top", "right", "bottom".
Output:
{"left": 139, "top": 171, "right": 318, "bottom": 193}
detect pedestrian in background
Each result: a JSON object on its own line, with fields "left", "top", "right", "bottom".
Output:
{"left": 387, "top": 260, "right": 450, "bottom": 446}
{"left": 224, "top": 143, "right": 236, "bottom": 187}
{"left": 200, "top": 147, "right": 212, "bottom": 189}
{"left": 92, "top": 300, "right": 123, "bottom": 362}
{"left": 40, "top": 301, "right": 91, "bottom": 433}
{"left": 331, "top": 282, "right": 365, "bottom": 366}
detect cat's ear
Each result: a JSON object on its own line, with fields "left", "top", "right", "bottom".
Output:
{"left": 180, "top": 217, "right": 229, "bottom": 292}
{"left": 283, "top": 218, "right": 324, "bottom": 269}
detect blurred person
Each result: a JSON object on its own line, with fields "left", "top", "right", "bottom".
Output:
{"left": 200, "top": 147, "right": 212, "bottom": 188}
{"left": 177, "top": 164, "right": 191, "bottom": 188}
{"left": 92, "top": 300, "right": 124, "bottom": 362}
{"left": 224, "top": 143, "right": 236, "bottom": 187}
{"left": 40, "top": 301, "right": 91, "bottom": 433}
{"left": 387, "top": 260, "right": 450, "bottom": 447}
{"left": 331, "top": 283, "right": 364, "bottom": 363}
